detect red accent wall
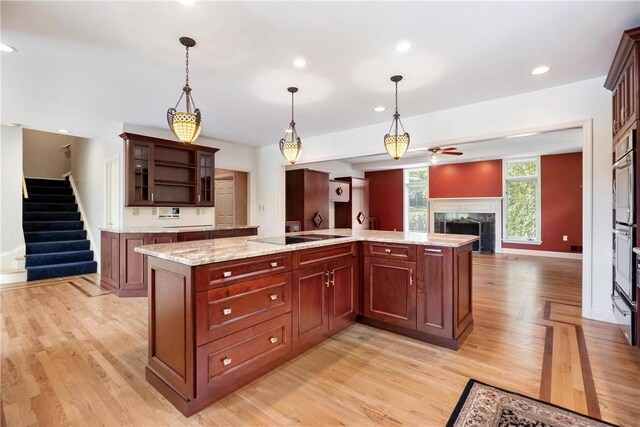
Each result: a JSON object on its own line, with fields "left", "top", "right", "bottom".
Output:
{"left": 365, "top": 169, "right": 404, "bottom": 231}
{"left": 503, "top": 152, "right": 582, "bottom": 253}
{"left": 428, "top": 160, "right": 503, "bottom": 198}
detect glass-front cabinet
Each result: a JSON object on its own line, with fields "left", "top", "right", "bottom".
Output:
{"left": 127, "top": 140, "right": 154, "bottom": 206}
{"left": 197, "top": 150, "right": 214, "bottom": 206}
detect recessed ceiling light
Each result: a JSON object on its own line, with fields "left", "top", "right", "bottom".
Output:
{"left": 506, "top": 132, "right": 538, "bottom": 139}
{"left": 374, "top": 106, "right": 386, "bottom": 112}
{"left": 531, "top": 66, "right": 550, "bottom": 75}
{"left": 293, "top": 58, "right": 307, "bottom": 68}
{"left": 57, "top": 129, "right": 69, "bottom": 134}
{"left": 395, "top": 41, "right": 411, "bottom": 52}
{"left": 0, "top": 43, "right": 17, "bottom": 53}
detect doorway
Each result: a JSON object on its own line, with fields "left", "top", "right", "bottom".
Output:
{"left": 215, "top": 169, "right": 248, "bottom": 227}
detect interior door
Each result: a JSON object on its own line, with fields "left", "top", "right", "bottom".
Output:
{"left": 215, "top": 179, "right": 235, "bottom": 227}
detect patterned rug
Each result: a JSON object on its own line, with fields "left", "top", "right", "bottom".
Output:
{"left": 446, "top": 379, "right": 617, "bottom": 427}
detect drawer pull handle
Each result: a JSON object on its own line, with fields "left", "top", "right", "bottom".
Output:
{"left": 270, "top": 294, "right": 278, "bottom": 301}
{"left": 409, "top": 269, "right": 413, "bottom": 286}
{"left": 269, "top": 337, "right": 278, "bottom": 344}
{"left": 222, "top": 358, "right": 232, "bottom": 366}
{"left": 223, "top": 271, "right": 232, "bottom": 278}
{"left": 222, "top": 308, "right": 232, "bottom": 315}
{"left": 325, "top": 271, "right": 330, "bottom": 287}
{"left": 384, "top": 248, "right": 392, "bottom": 253}
{"left": 425, "top": 248, "right": 442, "bottom": 253}
{"left": 270, "top": 262, "right": 278, "bottom": 268}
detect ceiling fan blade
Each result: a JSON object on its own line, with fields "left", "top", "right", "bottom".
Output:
{"left": 442, "top": 151, "right": 463, "bottom": 156}
{"left": 440, "top": 147, "right": 457, "bottom": 151}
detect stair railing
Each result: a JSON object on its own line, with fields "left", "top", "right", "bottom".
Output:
{"left": 22, "top": 175, "right": 28, "bottom": 199}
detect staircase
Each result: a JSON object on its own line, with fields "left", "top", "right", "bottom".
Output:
{"left": 23, "top": 178, "right": 96, "bottom": 281}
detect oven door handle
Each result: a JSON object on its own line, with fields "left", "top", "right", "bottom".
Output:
{"left": 612, "top": 228, "right": 631, "bottom": 237}
{"left": 612, "top": 154, "right": 632, "bottom": 169}
{"left": 612, "top": 296, "right": 631, "bottom": 317}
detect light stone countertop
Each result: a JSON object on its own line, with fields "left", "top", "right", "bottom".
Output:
{"left": 135, "top": 228, "right": 479, "bottom": 266}
{"left": 633, "top": 247, "right": 640, "bottom": 256}
{"left": 100, "top": 225, "right": 258, "bottom": 234}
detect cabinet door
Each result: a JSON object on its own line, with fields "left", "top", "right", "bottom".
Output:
{"left": 197, "top": 151, "right": 214, "bottom": 206}
{"left": 119, "top": 233, "right": 147, "bottom": 291}
{"left": 292, "top": 263, "right": 329, "bottom": 348}
{"left": 612, "top": 85, "right": 620, "bottom": 138}
{"left": 623, "top": 54, "right": 636, "bottom": 130}
{"left": 363, "top": 257, "right": 416, "bottom": 329}
{"left": 125, "top": 140, "right": 154, "bottom": 206}
{"left": 328, "top": 257, "right": 357, "bottom": 332}
{"left": 416, "top": 246, "right": 453, "bottom": 338}
{"left": 305, "top": 171, "right": 329, "bottom": 230}
{"left": 147, "top": 233, "right": 178, "bottom": 245}
{"left": 100, "top": 231, "right": 120, "bottom": 289}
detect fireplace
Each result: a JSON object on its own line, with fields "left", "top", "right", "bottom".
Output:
{"left": 435, "top": 214, "right": 495, "bottom": 253}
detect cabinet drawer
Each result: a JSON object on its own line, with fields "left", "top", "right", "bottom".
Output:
{"left": 195, "top": 253, "right": 291, "bottom": 291}
{"left": 364, "top": 242, "right": 416, "bottom": 261}
{"left": 293, "top": 243, "right": 357, "bottom": 268}
{"left": 196, "top": 273, "right": 292, "bottom": 345}
{"left": 196, "top": 313, "right": 291, "bottom": 395}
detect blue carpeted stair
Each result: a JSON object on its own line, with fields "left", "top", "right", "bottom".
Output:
{"left": 23, "top": 178, "right": 96, "bottom": 281}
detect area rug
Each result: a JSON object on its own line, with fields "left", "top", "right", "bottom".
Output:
{"left": 446, "top": 379, "right": 617, "bottom": 427}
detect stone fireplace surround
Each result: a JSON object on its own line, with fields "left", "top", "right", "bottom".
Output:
{"left": 429, "top": 197, "right": 503, "bottom": 253}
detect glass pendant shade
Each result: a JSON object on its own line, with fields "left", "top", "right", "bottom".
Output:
{"left": 167, "top": 37, "right": 202, "bottom": 145}
{"left": 384, "top": 75, "right": 410, "bottom": 160}
{"left": 279, "top": 87, "right": 302, "bottom": 165}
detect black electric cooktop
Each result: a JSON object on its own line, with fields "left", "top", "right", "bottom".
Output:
{"left": 251, "top": 234, "right": 349, "bottom": 246}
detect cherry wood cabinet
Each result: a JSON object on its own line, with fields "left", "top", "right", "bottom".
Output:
{"left": 145, "top": 239, "right": 472, "bottom": 416}
{"left": 100, "top": 227, "right": 257, "bottom": 297}
{"left": 335, "top": 177, "right": 370, "bottom": 230}
{"left": 606, "top": 27, "right": 640, "bottom": 142}
{"left": 285, "top": 169, "right": 329, "bottom": 231}
{"left": 122, "top": 133, "right": 218, "bottom": 207}
{"left": 363, "top": 256, "right": 416, "bottom": 329}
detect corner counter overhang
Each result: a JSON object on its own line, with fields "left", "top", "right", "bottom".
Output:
{"left": 135, "top": 228, "right": 479, "bottom": 266}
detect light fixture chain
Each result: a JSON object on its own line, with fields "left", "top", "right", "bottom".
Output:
{"left": 185, "top": 46, "right": 190, "bottom": 87}
{"left": 395, "top": 81, "right": 399, "bottom": 114}
{"left": 291, "top": 91, "right": 295, "bottom": 123}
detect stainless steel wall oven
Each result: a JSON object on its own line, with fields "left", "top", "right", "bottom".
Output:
{"left": 612, "top": 129, "right": 637, "bottom": 345}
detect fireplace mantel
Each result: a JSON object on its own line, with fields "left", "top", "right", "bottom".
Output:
{"left": 429, "top": 197, "right": 502, "bottom": 253}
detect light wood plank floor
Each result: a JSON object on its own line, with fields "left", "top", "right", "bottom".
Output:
{"left": 2, "top": 255, "right": 639, "bottom": 426}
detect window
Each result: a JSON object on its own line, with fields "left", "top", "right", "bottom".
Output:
{"left": 404, "top": 168, "right": 428, "bottom": 232}
{"left": 503, "top": 158, "right": 540, "bottom": 243}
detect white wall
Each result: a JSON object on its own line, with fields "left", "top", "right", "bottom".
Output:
{"left": 22, "top": 129, "right": 75, "bottom": 178}
{"left": 0, "top": 126, "right": 25, "bottom": 270}
{"left": 287, "top": 160, "right": 365, "bottom": 228}
{"left": 69, "top": 125, "right": 123, "bottom": 268}
{"left": 121, "top": 124, "right": 258, "bottom": 228}
{"left": 256, "top": 77, "right": 612, "bottom": 322}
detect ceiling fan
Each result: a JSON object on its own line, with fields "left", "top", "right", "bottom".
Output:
{"left": 427, "top": 146, "right": 463, "bottom": 164}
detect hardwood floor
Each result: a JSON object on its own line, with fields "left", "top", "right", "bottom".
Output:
{"left": 2, "top": 255, "right": 639, "bottom": 426}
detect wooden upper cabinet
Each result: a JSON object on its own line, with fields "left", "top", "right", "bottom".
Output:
{"left": 335, "top": 177, "right": 370, "bottom": 230}
{"left": 605, "top": 27, "right": 640, "bottom": 141}
{"left": 285, "top": 169, "right": 329, "bottom": 231}
{"left": 121, "top": 133, "right": 218, "bottom": 207}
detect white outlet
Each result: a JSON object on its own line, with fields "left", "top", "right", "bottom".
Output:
{"left": 562, "top": 235, "right": 568, "bottom": 241}
{"left": 132, "top": 208, "right": 139, "bottom": 216}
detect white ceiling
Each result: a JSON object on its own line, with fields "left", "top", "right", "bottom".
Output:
{"left": 2, "top": 1, "right": 639, "bottom": 145}
{"left": 344, "top": 127, "right": 583, "bottom": 171}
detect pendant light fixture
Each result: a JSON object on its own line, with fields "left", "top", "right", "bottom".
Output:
{"left": 167, "top": 37, "right": 202, "bottom": 145}
{"left": 384, "top": 75, "right": 410, "bottom": 160}
{"left": 279, "top": 87, "right": 302, "bottom": 164}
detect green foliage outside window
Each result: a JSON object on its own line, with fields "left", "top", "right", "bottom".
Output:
{"left": 505, "top": 160, "right": 538, "bottom": 240}
{"left": 507, "top": 161, "right": 537, "bottom": 177}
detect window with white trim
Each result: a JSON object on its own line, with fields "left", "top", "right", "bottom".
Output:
{"left": 503, "top": 158, "right": 541, "bottom": 243}
{"left": 404, "top": 168, "right": 428, "bottom": 232}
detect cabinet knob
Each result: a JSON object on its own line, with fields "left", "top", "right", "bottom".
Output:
{"left": 222, "top": 358, "right": 232, "bottom": 366}
{"left": 270, "top": 262, "right": 278, "bottom": 268}
{"left": 384, "top": 248, "right": 391, "bottom": 253}
{"left": 222, "top": 308, "right": 232, "bottom": 316}
{"left": 270, "top": 294, "right": 278, "bottom": 301}
{"left": 269, "top": 337, "right": 278, "bottom": 344}
{"left": 223, "top": 271, "right": 232, "bottom": 278}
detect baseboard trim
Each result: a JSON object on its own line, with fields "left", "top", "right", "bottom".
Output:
{"left": 0, "top": 269, "right": 27, "bottom": 284}
{"left": 501, "top": 248, "right": 583, "bottom": 260}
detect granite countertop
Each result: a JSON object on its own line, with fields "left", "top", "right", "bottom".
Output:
{"left": 100, "top": 225, "right": 259, "bottom": 233}
{"left": 135, "top": 228, "right": 479, "bottom": 266}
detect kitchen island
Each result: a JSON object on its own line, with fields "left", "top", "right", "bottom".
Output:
{"left": 136, "top": 229, "right": 477, "bottom": 416}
